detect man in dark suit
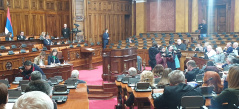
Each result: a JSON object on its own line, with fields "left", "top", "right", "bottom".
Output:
{"left": 102, "top": 29, "right": 109, "bottom": 49}
{"left": 5, "top": 32, "right": 13, "bottom": 41}
{"left": 19, "top": 61, "right": 45, "bottom": 79}
{"left": 154, "top": 70, "right": 203, "bottom": 109}
{"left": 43, "top": 35, "right": 52, "bottom": 46}
{"left": 176, "top": 39, "right": 186, "bottom": 50}
{"left": 148, "top": 42, "right": 160, "bottom": 70}
{"left": 198, "top": 20, "right": 207, "bottom": 38}
{"left": 62, "top": 24, "right": 70, "bottom": 39}
{"left": 185, "top": 60, "right": 200, "bottom": 82}
{"left": 17, "top": 31, "right": 26, "bottom": 40}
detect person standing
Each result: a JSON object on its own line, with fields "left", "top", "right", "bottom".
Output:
{"left": 198, "top": 20, "right": 207, "bottom": 38}
{"left": 62, "top": 24, "right": 70, "bottom": 39}
{"left": 103, "top": 29, "right": 109, "bottom": 49}
{"left": 176, "top": 39, "right": 186, "bottom": 50}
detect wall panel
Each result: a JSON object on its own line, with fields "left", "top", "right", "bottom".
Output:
{"left": 0, "top": 0, "right": 71, "bottom": 37}
{"left": 85, "top": 0, "right": 132, "bottom": 44}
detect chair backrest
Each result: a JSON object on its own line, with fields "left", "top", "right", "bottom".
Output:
{"left": 181, "top": 96, "right": 204, "bottom": 108}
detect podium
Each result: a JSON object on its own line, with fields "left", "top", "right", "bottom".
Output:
{"left": 102, "top": 47, "right": 137, "bottom": 81}
{"left": 81, "top": 48, "right": 95, "bottom": 69}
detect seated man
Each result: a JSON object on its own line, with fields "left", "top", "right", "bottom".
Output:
{"left": 71, "top": 70, "right": 89, "bottom": 93}
{"left": 19, "top": 61, "right": 45, "bottom": 79}
{"left": 154, "top": 70, "right": 202, "bottom": 109}
{"left": 185, "top": 60, "right": 200, "bottom": 82}
{"left": 224, "top": 42, "right": 233, "bottom": 54}
{"left": 30, "top": 71, "right": 42, "bottom": 81}
{"left": 25, "top": 80, "right": 57, "bottom": 109}
{"left": 127, "top": 67, "right": 139, "bottom": 78}
{"left": 206, "top": 45, "right": 216, "bottom": 59}
{"left": 17, "top": 31, "right": 26, "bottom": 40}
{"left": 12, "top": 91, "right": 53, "bottom": 109}
{"left": 176, "top": 39, "right": 186, "bottom": 50}
{"left": 43, "top": 35, "right": 52, "bottom": 46}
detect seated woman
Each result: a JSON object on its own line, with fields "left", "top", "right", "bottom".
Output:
{"left": 71, "top": 70, "right": 89, "bottom": 93}
{"left": 48, "top": 49, "right": 60, "bottom": 65}
{"left": 203, "top": 61, "right": 220, "bottom": 73}
{"left": 125, "top": 71, "right": 154, "bottom": 107}
{"left": 157, "top": 68, "right": 172, "bottom": 88}
{"left": 211, "top": 65, "right": 239, "bottom": 109}
{"left": 34, "top": 51, "right": 46, "bottom": 66}
{"left": 214, "top": 47, "right": 226, "bottom": 64}
{"left": 0, "top": 83, "right": 8, "bottom": 109}
{"left": 152, "top": 64, "right": 164, "bottom": 78}
{"left": 202, "top": 71, "right": 223, "bottom": 94}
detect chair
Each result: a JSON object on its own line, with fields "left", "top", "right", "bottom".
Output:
{"left": 84, "top": 43, "right": 88, "bottom": 46}
{"left": 151, "top": 37, "right": 155, "bottom": 40}
{"left": 42, "top": 47, "right": 47, "bottom": 51}
{"left": 209, "top": 37, "right": 213, "bottom": 40}
{"left": 211, "top": 41, "right": 216, "bottom": 44}
{"left": 109, "top": 46, "right": 113, "bottom": 49}
{"left": 193, "top": 40, "right": 197, "bottom": 43}
{"left": 230, "top": 32, "right": 235, "bottom": 35}
{"left": 216, "top": 35, "right": 220, "bottom": 37}
{"left": 91, "top": 42, "right": 94, "bottom": 46}
{"left": 162, "top": 43, "right": 166, "bottom": 46}
{"left": 117, "top": 46, "right": 121, "bottom": 49}
{"left": 21, "top": 44, "right": 27, "bottom": 48}
{"left": 218, "top": 37, "right": 222, "bottom": 40}
{"left": 143, "top": 46, "right": 147, "bottom": 49}
{"left": 143, "top": 38, "right": 146, "bottom": 40}
{"left": 187, "top": 35, "right": 191, "bottom": 37}
{"left": 134, "top": 40, "right": 138, "bottom": 43}
{"left": 222, "top": 32, "right": 226, "bottom": 35}
{"left": 125, "top": 46, "right": 129, "bottom": 49}
{"left": 188, "top": 48, "right": 193, "bottom": 51}
{"left": 202, "top": 41, "right": 206, "bottom": 43}
{"left": 32, "top": 48, "right": 38, "bottom": 52}
{"left": 20, "top": 49, "right": 26, "bottom": 53}
{"left": 61, "top": 41, "right": 65, "bottom": 44}
{"left": 213, "top": 44, "right": 217, "bottom": 49}
{"left": 135, "top": 43, "right": 139, "bottom": 46}
{"left": 8, "top": 51, "right": 15, "bottom": 55}
{"left": 139, "top": 33, "right": 143, "bottom": 38}
{"left": 234, "top": 35, "right": 238, "bottom": 38}
{"left": 0, "top": 46, "right": 6, "bottom": 50}
{"left": 220, "top": 41, "right": 225, "bottom": 44}
{"left": 11, "top": 45, "right": 17, "bottom": 49}
{"left": 181, "top": 96, "right": 204, "bottom": 109}
{"left": 147, "top": 33, "right": 150, "bottom": 38}
{"left": 143, "top": 43, "right": 147, "bottom": 46}
{"left": 154, "top": 33, "right": 159, "bottom": 37}
{"left": 227, "top": 38, "right": 232, "bottom": 41}
{"left": 161, "top": 33, "right": 165, "bottom": 35}
{"left": 225, "top": 35, "right": 229, "bottom": 37}
{"left": 77, "top": 44, "right": 81, "bottom": 47}
{"left": 143, "top": 40, "right": 147, "bottom": 43}
{"left": 67, "top": 41, "right": 72, "bottom": 44}
{"left": 69, "top": 45, "right": 74, "bottom": 48}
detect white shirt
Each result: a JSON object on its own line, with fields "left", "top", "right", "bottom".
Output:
{"left": 207, "top": 50, "right": 216, "bottom": 59}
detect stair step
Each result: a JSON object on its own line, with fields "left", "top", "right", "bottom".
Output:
{"left": 88, "top": 85, "right": 103, "bottom": 89}
{"left": 88, "top": 93, "right": 114, "bottom": 99}
{"left": 89, "top": 89, "right": 104, "bottom": 94}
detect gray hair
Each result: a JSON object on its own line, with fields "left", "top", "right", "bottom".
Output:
{"left": 25, "top": 80, "right": 52, "bottom": 97}
{"left": 71, "top": 70, "right": 79, "bottom": 79}
{"left": 216, "top": 47, "right": 223, "bottom": 53}
{"left": 13, "top": 91, "right": 53, "bottom": 109}
{"left": 31, "top": 71, "right": 42, "bottom": 81}
{"left": 128, "top": 67, "right": 137, "bottom": 76}
{"left": 168, "top": 70, "right": 185, "bottom": 85}
{"left": 227, "top": 55, "right": 235, "bottom": 64}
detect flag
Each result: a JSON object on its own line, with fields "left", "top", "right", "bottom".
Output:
{"left": 5, "top": 7, "right": 13, "bottom": 37}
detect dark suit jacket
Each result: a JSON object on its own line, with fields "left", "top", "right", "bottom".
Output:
{"left": 226, "top": 47, "right": 233, "bottom": 54}
{"left": 17, "top": 35, "right": 26, "bottom": 40}
{"left": 198, "top": 23, "right": 207, "bottom": 34}
{"left": 62, "top": 28, "right": 70, "bottom": 38}
{"left": 154, "top": 83, "right": 203, "bottom": 109}
{"left": 185, "top": 68, "right": 200, "bottom": 82}
{"left": 176, "top": 43, "right": 186, "bottom": 50}
{"left": 48, "top": 56, "right": 60, "bottom": 65}
{"left": 43, "top": 39, "right": 52, "bottom": 46}
{"left": 21, "top": 64, "right": 45, "bottom": 79}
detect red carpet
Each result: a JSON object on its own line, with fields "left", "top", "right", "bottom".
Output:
{"left": 89, "top": 98, "right": 117, "bottom": 109}
{"left": 78, "top": 65, "right": 151, "bottom": 109}
{"left": 78, "top": 65, "right": 103, "bottom": 85}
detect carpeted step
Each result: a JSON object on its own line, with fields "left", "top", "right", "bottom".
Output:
{"left": 89, "top": 89, "right": 104, "bottom": 94}
{"left": 103, "top": 82, "right": 117, "bottom": 88}
{"left": 88, "top": 85, "right": 103, "bottom": 89}
{"left": 88, "top": 93, "right": 114, "bottom": 100}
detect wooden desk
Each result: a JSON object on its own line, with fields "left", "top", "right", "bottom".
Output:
{"left": 41, "top": 64, "right": 73, "bottom": 80}
{"left": 8, "top": 83, "right": 89, "bottom": 109}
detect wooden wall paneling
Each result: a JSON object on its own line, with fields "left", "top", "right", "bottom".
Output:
{"left": 0, "top": 11, "right": 5, "bottom": 33}
{"left": 0, "top": 0, "right": 4, "bottom": 9}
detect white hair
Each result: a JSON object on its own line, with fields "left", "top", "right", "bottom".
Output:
{"left": 13, "top": 91, "right": 53, "bottom": 109}
{"left": 233, "top": 42, "right": 238, "bottom": 47}
{"left": 71, "top": 70, "right": 79, "bottom": 79}
{"left": 168, "top": 70, "right": 185, "bottom": 85}
{"left": 128, "top": 67, "right": 137, "bottom": 76}
{"left": 216, "top": 47, "right": 223, "bottom": 53}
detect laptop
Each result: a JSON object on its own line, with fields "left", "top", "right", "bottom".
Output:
{"left": 54, "top": 76, "right": 64, "bottom": 83}
{"left": 18, "top": 80, "right": 29, "bottom": 87}
{"left": 8, "top": 90, "right": 22, "bottom": 103}
{"left": 64, "top": 79, "right": 77, "bottom": 89}
{"left": 49, "top": 78, "right": 59, "bottom": 85}
{"left": 116, "top": 74, "right": 126, "bottom": 82}
{"left": 52, "top": 96, "right": 68, "bottom": 103}
{"left": 12, "top": 77, "right": 23, "bottom": 84}
{"left": 53, "top": 85, "right": 70, "bottom": 95}
{"left": 121, "top": 77, "right": 131, "bottom": 84}
{"left": 0, "top": 79, "right": 10, "bottom": 88}
{"left": 196, "top": 74, "right": 204, "bottom": 83}
{"left": 135, "top": 82, "right": 152, "bottom": 92}
{"left": 128, "top": 78, "right": 140, "bottom": 87}
{"left": 200, "top": 86, "right": 216, "bottom": 98}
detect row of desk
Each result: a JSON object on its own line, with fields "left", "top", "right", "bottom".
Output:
{"left": 8, "top": 82, "right": 89, "bottom": 109}
{"left": 115, "top": 80, "right": 212, "bottom": 109}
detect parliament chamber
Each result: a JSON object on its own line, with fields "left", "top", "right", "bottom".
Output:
{"left": 1, "top": 0, "right": 239, "bottom": 109}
